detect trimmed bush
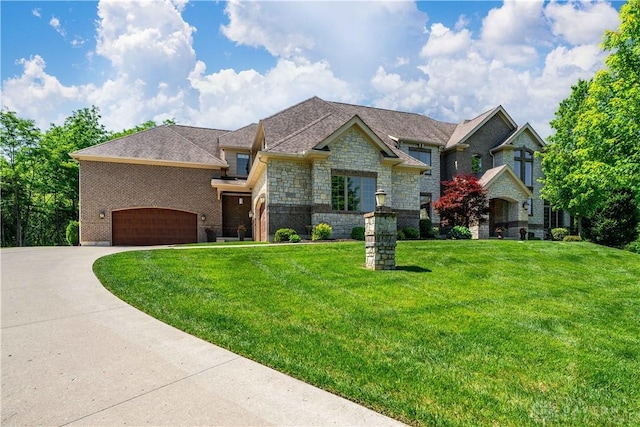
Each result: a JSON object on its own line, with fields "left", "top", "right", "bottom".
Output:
{"left": 624, "top": 240, "right": 640, "bottom": 254}
{"left": 582, "top": 188, "right": 639, "bottom": 248}
{"left": 311, "top": 223, "right": 332, "bottom": 241}
{"left": 66, "top": 220, "right": 80, "bottom": 246}
{"left": 551, "top": 228, "right": 569, "bottom": 241}
{"left": 351, "top": 226, "right": 365, "bottom": 241}
{"left": 397, "top": 230, "right": 406, "bottom": 240}
{"left": 403, "top": 226, "right": 420, "bottom": 239}
{"left": 274, "top": 228, "right": 297, "bottom": 243}
{"left": 448, "top": 225, "right": 472, "bottom": 240}
{"left": 563, "top": 235, "right": 582, "bottom": 242}
{"left": 419, "top": 218, "right": 434, "bottom": 238}
{"left": 289, "top": 234, "right": 301, "bottom": 243}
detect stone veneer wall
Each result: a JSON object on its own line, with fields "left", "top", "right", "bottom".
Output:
{"left": 259, "top": 128, "right": 423, "bottom": 240}
{"left": 79, "top": 161, "right": 221, "bottom": 245}
{"left": 485, "top": 172, "right": 530, "bottom": 238}
{"left": 310, "top": 128, "right": 420, "bottom": 238}
{"left": 266, "top": 159, "right": 313, "bottom": 238}
{"left": 397, "top": 142, "right": 442, "bottom": 224}
{"left": 508, "top": 130, "right": 545, "bottom": 238}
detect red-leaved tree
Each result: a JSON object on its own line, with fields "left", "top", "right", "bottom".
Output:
{"left": 434, "top": 174, "right": 489, "bottom": 227}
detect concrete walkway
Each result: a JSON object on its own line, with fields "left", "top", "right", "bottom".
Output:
{"left": 1, "top": 246, "right": 403, "bottom": 426}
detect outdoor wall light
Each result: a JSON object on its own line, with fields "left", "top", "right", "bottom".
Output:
{"left": 375, "top": 189, "right": 387, "bottom": 208}
{"left": 99, "top": 211, "right": 105, "bottom": 219}
{"left": 201, "top": 214, "right": 206, "bottom": 221}
{"left": 248, "top": 211, "right": 254, "bottom": 219}
{"left": 522, "top": 200, "right": 530, "bottom": 210}
{"left": 239, "top": 197, "right": 243, "bottom": 205}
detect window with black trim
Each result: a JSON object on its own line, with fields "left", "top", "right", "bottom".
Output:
{"left": 409, "top": 147, "right": 432, "bottom": 175}
{"left": 331, "top": 174, "right": 376, "bottom": 212}
{"left": 514, "top": 148, "right": 533, "bottom": 188}
{"left": 471, "top": 154, "right": 483, "bottom": 174}
{"left": 237, "top": 153, "right": 250, "bottom": 176}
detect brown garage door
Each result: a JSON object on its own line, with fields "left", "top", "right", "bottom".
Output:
{"left": 112, "top": 208, "right": 197, "bottom": 246}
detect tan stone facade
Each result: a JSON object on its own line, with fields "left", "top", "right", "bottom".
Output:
{"left": 79, "top": 161, "right": 221, "bottom": 245}
{"left": 257, "top": 128, "right": 422, "bottom": 240}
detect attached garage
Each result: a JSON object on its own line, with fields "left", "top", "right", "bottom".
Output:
{"left": 112, "top": 208, "right": 197, "bottom": 246}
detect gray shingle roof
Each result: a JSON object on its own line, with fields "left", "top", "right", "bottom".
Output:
{"left": 71, "top": 125, "right": 227, "bottom": 167}
{"left": 219, "top": 123, "right": 258, "bottom": 149}
{"left": 445, "top": 108, "right": 496, "bottom": 149}
{"left": 261, "top": 97, "right": 340, "bottom": 148}
{"left": 329, "top": 101, "right": 458, "bottom": 145}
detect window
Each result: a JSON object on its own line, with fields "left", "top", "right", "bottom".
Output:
{"left": 544, "top": 201, "right": 564, "bottom": 229}
{"left": 514, "top": 149, "right": 533, "bottom": 188}
{"left": 237, "top": 153, "right": 250, "bottom": 176}
{"left": 471, "top": 154, "right": 483, "bottom": 174}
{"left": 331, "top": 175, "right": 376, "bottom": 212}
{"left": 420, "top": 193, "right": 432, "bottom": 219}
{"left": 409, "top": 148, "right": 432, "bottom": 175}
{"left": 526, "top": 197, "right": 533, "bottom": 216}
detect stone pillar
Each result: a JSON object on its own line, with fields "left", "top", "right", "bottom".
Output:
{"left": 364, "top": 208, "right": 397, "bottom": 270}
{"left": 470, "top": 223, "right": 490, "bottom": 240}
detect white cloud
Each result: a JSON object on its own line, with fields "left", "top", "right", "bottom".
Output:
{"left": 49, "top": 16, "right": 66, "bottom": 37}
{"left": 421, "top": 23, "right": 472, "bottom": 58}
{"left": 544, "top": 1, "right": 620, "bottom": 45}
{"left": 32, "top": 8, "right": 41, "bottom": 18}
{"left": 188, "top": 57, "right": 357, "bottom": 129}
{"left": 369, "top": 0, "right": 614, "bottom": 139}
{"left": 0, "top": 0, "right": 621, "bottom": 142}
{"left": 480, "top": 0, "right": 548, "bottom": 66}
{"left": 221, "top": 0, "right": 428, "bottom": 82}
{"left": 1, "top": 56, "right": 93, "bottom": 128}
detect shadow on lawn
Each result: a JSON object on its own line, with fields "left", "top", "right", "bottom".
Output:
{"left": 396, "top": 265, "right": 432, "bottom": 273}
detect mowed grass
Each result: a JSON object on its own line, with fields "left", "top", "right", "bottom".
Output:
{"left": 94, "top": 241, "right": 640, "bottom": 426}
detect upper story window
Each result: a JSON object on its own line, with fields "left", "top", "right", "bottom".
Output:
{"left": 471, "top": 154, "right": 483, "bottom": 174}
{"left": 331, "top": 174, "right": 376, "bottom": 212}
{"left": 409, "top": 147, "right": 432, "bottom": 175}
{"left": 514, "top": 149, "right": 533, "bottom": 188}
{"left": 237, "top": 153, "right": 250, "bottom": 176}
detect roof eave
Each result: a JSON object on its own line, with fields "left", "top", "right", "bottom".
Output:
{"left": 71, "top": 154, "right": 226, "bottom": 170}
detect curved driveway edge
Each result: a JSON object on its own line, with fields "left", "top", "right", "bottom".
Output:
{"left": 1, "top": 246, "right": 404, "bottom": 426}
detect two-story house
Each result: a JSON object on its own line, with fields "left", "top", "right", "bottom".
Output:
{"left": 71, "top": 96, "right": 567, "bottom": 245}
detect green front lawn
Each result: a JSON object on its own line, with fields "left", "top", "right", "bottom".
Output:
{"left": 94, "top": 241, "right": 640, "bottom": 426}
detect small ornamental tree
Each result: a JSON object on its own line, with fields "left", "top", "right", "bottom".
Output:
{"left": 434, "top": 174, "right": 489, "bottom": 227}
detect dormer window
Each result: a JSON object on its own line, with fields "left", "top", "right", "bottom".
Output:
{"left": 237, "top": 153, "right": 250, "bottom": 176}
{"left": 409, "top": 147, "right": 432, "bottom": 175}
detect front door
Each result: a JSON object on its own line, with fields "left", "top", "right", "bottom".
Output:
{"left": 222, "top": 194, "right": 252, "bottom": 238}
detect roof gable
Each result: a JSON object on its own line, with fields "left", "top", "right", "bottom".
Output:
{"left": 219, "top": 123, "right": 259, "bottom": 149}
{"left": 446, "top": 106, "right": 517, "bottom": 149}
{"left": 493, "top": 123, "right": 546, "bottom": 152}
{"left": 479, "top": 164, "right": 533, "bottom": 198}
{"left": 313, "top": 115, "right": 397, "bottom": 158}
{"left": 328, "top": 101, "right": 457, "bottom": 145}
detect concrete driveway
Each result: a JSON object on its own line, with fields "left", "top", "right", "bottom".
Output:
{"left": 1, "top": 246, "right": 403, "bottom": 426}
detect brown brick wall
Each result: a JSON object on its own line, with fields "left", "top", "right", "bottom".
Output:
{"left": 79, "top": 161, "right": 221, "bottom": 245}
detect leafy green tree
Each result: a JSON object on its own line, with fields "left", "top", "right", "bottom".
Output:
{"left": 110, "top": 118, "right": 175, "bottom": 139}
{"left": 38, "top": 106, "right": 109, "bottom": 244}
{"left": 540, "top": 79, "right": 591, "bottom": 216}
{"left": 0, "top": 110, "right": 42, "bottom": 246}
{"left": 582, "top": 189, "right": 639, "bottom": 248}
{"left": 541, "top": 0, "right": 640, "bottom": 219}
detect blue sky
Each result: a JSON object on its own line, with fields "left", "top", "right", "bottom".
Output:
{"left": 1, "top": 1, "right": 623, "bottom": 138}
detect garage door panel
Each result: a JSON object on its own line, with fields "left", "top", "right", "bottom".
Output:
{"left": 112, "top": 208, "right": 197, "bottom": 246}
